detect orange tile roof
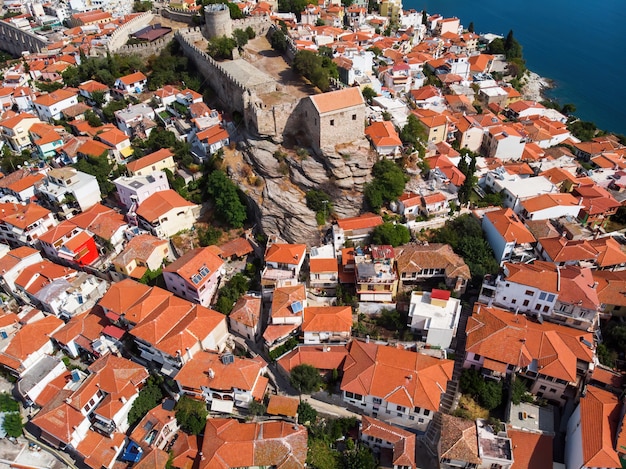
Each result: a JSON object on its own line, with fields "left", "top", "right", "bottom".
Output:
{"left": 508, "top": 427, "right": 553, "bottom": 469}
{"left": 310, "top": 87, "right": 363, "bottom": 114}
{"left": 309, "top": 257, "right": 338, "bottom": 273}
{"left": 229, "top": 295, "right": 261, "bottom": 329}
{"left": 176, "top": 350, "right": 266, "bottom": 393}
{"left": 398, "top": 192, "right": 421, "bottom": 208}
{"left": 78, "top": 430, "right": 125, "bottom": 469}
{"left": 265, "top": 243, "right": 306, "bottom": 265}
{"left": 78, "top": 80, "right": 109, "bottom": 93}
{"left": 594, "top": 270, "right": 626, "bottom": 308}
{"left": 217, "top": 237, "right": 253, "bottom": 258}
{"left": 163, "top": 246, "right": 224, "bottom": 289}
{"left": 465, "top": 304, "right": 594, "bottom": 382}
{"left": 33, "top": 89, "right": 77, "bottom": 107}
{"left": 266, "top": 395, "right": 299, "bottom": 417}
{"left": 170, "top": 433, "right": 198, "bottom": 469}
{"left": 520, "top": 193, "right": 581, "bottom": 214}
{"left": 361, "top": 415, "right": 416, "bottom": 468}
{"left": 365, "top": 121, "right": 402, "bottom": 148}
{"left": 341, "top": 340, "right": 453, "bottom": 412}
{"left": 0, "top": 315, "right": 63, "bottom": 371}
{"left": 302, "top": 306, "right": 352, "bottom": 333}
{"left": 71, "top": 203, "right": 126, "bottom": 241}
{"left": 97, "top": 278, "right": 151, "bottom": 315}
{"left": 271, "top": 285, "right": 306, "bottom": 320}
{"left": 201, "top": 419, "right": 308, "bottom": 469}
{"left": 39, "top": 219, "right": 77, "bottom": 244}
{"left": 0, "top": 112, "right": 39, "bottom": 130}
{"left": 52, "top": 306, "right": 108, "bottom": 346}
{"left": 118, "top": 71, "right": 147, "bottom": 86}
{"left": 439, "top": 414, "right": 481, "bottom": 464}
{"left": 14, "top": 260, "right": 77, "bottom": 295}
{"left": 263, "top": 323, "right": 298, "bottom": 344}
{"left": 538, "top": 236, "right": 598, "bottom": 263}
{"left": 277, "top": 345, "right": 349, "bottom": 373}
{"left": 503, "top": 261, "right": 600, "bottom": 309}
{"left": 97, "top": 127, "right": 129, "bottom": 146}
{"left": 579, "top": 386, "right": 621, "bottom": 468}
{"left": 0, "top": 201, "right": 52, "bottom": 230}
{"left": 136, "top": 190, "right": 195, "bottom": 222}
{"left": 77, "top": 138, "right": 111, "bottom": 157}
{"left": 484, "top": 208, "right": 536, "bottom": 244}
{"left": 126, "top": 148, "right": 174, "bottom": 173}
{"left": 336, "top": 212, "right": 383, "bottom": 231}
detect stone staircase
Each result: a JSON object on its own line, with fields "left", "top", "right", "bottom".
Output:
{"left": 424, "top": 303, "right": 472, "bottom": 456}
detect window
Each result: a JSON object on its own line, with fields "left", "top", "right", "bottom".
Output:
{"left": 539, "top": 292, "right": 547, "bottom": 300}
{"left": 418, "top": 418, "right": 424, "bottom": 423}
{"left": 345, "top": 391, "right": 354, "bottom": 399}
{"left": 539, "top": 385, "right": 546, "bottom": 390}
{"left": 423, "top": 409, "right": 430, "bottom": 416}
{"left": 409, "top": 415, "right": 415, "bottom": 421}
{"left": 543, "top": 305, "right": 550, "bottom": 313}
{"left": 547, "top": 294, "right": 555, "bottom": 302}
{"left": 330, "top": 119, "right": 335, "bottom": 126}
{"left": 511, "top": 299, "right": 517, "bottom": 304}
{"left": 373, "top": 397, "right": 382, "bottom": 405}
{"left": 352, "top": 114, "right": 357, "bottom": 120}
{"left": 396, "top": 405, "right": 406, "bottom": 412}
{"left": 549, "top": 388, "right": 557, "bottom": 393}
{"left": 473, "top": 354, "right": 481, "bottom": 361}
{"left": 525, "top": 290, "right": 534, "bottom": 296}
{"left": 534, "top": 304, "right": 541, "bottom": 311}
{"left": 523, "top": 299, "right": 529, "bottom": 307}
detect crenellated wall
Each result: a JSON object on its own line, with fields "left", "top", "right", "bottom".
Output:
{"left": 106, "top": 12, "right": 154, "bottom": 52}
{"left": 115, "top": 36, "right": 172, "bottom": 57}
{"left": 0, "top": 20, "right": 47, "bottom": 56}
{"left": 161, "top": 7, "right": 200, "bottom": 25}
{"left": 176, "top": 28, "right": 247, "bottom": 112}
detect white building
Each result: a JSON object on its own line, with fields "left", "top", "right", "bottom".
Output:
{"left": 484, "top": 171, "right": 557, "bottom": 213}
{"left": 408, "top": 290, "right": 461, "bottom": 350}
{"left": 113, "top": 171, "right": 170, "bottom": 210}
{"left": 114, "top": 103, "right": 155, "bottom": 137}
{"left": 36, "top": 167, "right": 101, "bottom": 212}
{"left": 134, "top": 190, "right": 197, "bottom": 239}
{"left": 33, "top": 89, "right": 79, "bottom": 122}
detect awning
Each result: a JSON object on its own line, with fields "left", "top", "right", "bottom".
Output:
{"left": 120, "top": 146, "right": 134, "bottom": 157}
{"left": 210, "top": 399, "right": 234, "bottom": 414}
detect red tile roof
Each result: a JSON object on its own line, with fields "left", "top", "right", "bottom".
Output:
{"left": 302, "top": 306, "right": 352, "bottom": 333}
{"left": 484, "top": 208, "right": 536, "bottom": 244}
{"left": 136, "top": 190, "right": 195, "bottom": 222}
{"left": 341, "top": 340, "right": 453, "bottom": 412}
{"left": 579, "top": 386, "right": 621, "bottom": 468}
{"left": 336, "top": 212, "right": 383, "bottom": 231}
{"left": 361, "top": 415, "right": 416, "bottom": 468}
{"left": 163, "top": 246, "right": 224, "bottom": 289}
{"left": 310, "top": 87, "right": 363, "bottom": 114}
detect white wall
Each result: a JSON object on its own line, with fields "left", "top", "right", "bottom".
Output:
{"left": 564, "top": 405, "right": 583, "bottom": 469}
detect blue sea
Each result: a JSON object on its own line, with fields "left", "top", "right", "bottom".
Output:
{"left": 409, "top": 0, "right": 626, "bottom": 134}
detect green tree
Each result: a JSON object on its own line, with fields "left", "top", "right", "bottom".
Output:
{"left": 232, "top": 28, "right": 249, "bottom": 51}
{"left": 85, "top": 110, "right": 102, "bottom": 127}
{"left": 364, "top": 159, "right": 408, "bottom": 211}
{"left": 293, "top": 50, "right": 338, "bottom": 92}
{"left": 245, "top": 26, "right": 256, "bottom": 39}
{"left": 270, "top": 29, "right": 288, "bottom": 52}
{"left": 400, "top": 114, "right": 427, "bottom": 150}
{"left": 2, "top": 412, "right": 23, "bottom": 438}
{"left": 207, "top": 35, "right": 237, "bottom": 60}
{"left": 290, "top": 364, "right": 322, "bottom": 394}
{"left": 361, "top": 86, "right": 377, "bottom": 104}
{"left": 74, "top": 153, "right": 115, "bottom": 195}
{"left": 297, "top": 401, "right": 318, "bottom": 424}
{"left": 278, "top": 0, "right": 308, "bottom": 20}
{"left": 248, "top": 400, "right": 266, "bottom": 416}
{"left": 127, "top": 375, "right": 164, "bottom": 425}
{"left": 457, "top": 149, "right": 477, "bottom": 205}
{"left": 468, "top": 21, "right": 474, "bottom": 33}
{"left": 90, "top": 90, "right": 107, "bottom": 107}
{"left": 197, "top": 225, "right": 223, "bottom": 246}
{"left": 459, "top": 369, "right": 502, "bottom": 410}
{"left": 307, "top": 439, "right": 337, "bottom": 469}
{"left": 214, "top": 272, "right": 249, "bottom": 314}
{"left": 175, "top": 396, "right": 208, "bottom": 435}
{"left": 205, "top": 170, "right": 247, "bottom": 228}
{"left": 102, "top": 99, "right": 127, "bottom": 123}
{"left": 371, "top": 222, "right": 410, "bottom": 246}
{"left": 338, "top": 445, "right": 377, "bottom": 469}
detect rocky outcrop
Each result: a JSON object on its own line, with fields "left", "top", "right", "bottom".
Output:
{"left": 235, "top": 137, "right": 376, "bottom": 244}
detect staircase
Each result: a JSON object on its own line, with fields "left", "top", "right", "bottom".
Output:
{"left": 424, "top": 302, "right": 472, "bottom": 456}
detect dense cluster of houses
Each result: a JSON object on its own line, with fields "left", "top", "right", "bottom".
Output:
{"left": 0, "top": 0, "right": 626, "bottom": 467}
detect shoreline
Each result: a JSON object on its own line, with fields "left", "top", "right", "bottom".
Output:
{"left": 520, "top": 70, "right": 554, "bottom": 103}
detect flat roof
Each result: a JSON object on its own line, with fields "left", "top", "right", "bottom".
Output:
{"left": 220, "top": 59, "right": 275, "bottom": 90}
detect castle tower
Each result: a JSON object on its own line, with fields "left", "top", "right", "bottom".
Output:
{"left": 204, "top": 3, "right": 232, "bottom": 39}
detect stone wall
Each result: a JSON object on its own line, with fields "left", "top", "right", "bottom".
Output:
{"left": 161, "top": 7, "right": 199, "bottom": 25}
{"left": 106, "top": 12, "right": 154, "bottom": 52}
{"left": 175, "top": 28, "right": 247, "bottom": 113}
{"left": 232, "top": 16, "right": 273, "bottom": 37}
{"left": 115, "top": 36, "right": 171, "bottom": 57}
{"left": 0, "top": 20, "right": 47, "bottom": 56}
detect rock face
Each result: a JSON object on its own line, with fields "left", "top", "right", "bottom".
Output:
{"left": 235, "top": 137, "right": 376, "bottom": 244}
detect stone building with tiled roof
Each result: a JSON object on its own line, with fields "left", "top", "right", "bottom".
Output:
{"left": 394, "top": 243, "right": 471, "bottom": 293}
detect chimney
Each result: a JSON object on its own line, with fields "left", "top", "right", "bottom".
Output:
{"left": 556, "top": 265, "right": 561, "bottom": 292}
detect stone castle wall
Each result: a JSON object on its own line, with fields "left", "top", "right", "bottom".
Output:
{"left": 115, "top": 36, "right": 171, "bottom": 57}
{"left": 0, "top": 20, "right": 47, "bottom": 56}
{"left": 175, "top": 28, "right": 247, "bottom": 113}
{"left": 106, "top": 12, "right": 154, "bottom": 52}
{"left": 161, "top": 7, "right": 199, "bottom": 25}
